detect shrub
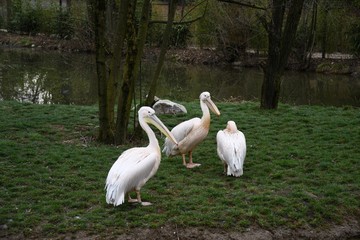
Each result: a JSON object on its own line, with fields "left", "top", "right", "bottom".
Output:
{"left": 53, "top": 9, "right": 74, "bottom": 39}
{"left": 8, "top": 0, "right": 74, "bottom": 39}
{"left": 147, "top": 23, "right": 164, "bottom": 47}
{"left": 9, "top": 0, "right": 43, "bottom": 35}
{"left": 170, "top": 24, "right": 191, "bottom": 48}
{"left": 349, "top": 22, "right": 360, "bottom": 58}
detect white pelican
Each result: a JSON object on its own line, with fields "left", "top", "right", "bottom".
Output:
{"left": 105, "top": 107, "right": 177, "bottom": 206}
{"left": 216, "top": 121, "right": 246, "bottom": 177}
{"left": 163, "top": 92, "right": 220, "bottom": 168}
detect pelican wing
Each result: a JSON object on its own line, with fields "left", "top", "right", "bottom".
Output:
{"left": 232, "top": 131, "right": 246, "bottom": 168}
{"left": 172, "top": 117, "right": 201, "bottom": 142}
{"left": 105, "top": 147, "right": 158, "bottom": 206}
{"left": 163, "top": 117, "right": 201, "bottom": 156}
{"left": 216, "top": 130, "right": 227, "bottom": 162}
{"left": 216, "top": 130, "right": 246, "bottom": 177}
{"left": 216, "top": 130, "right": 231, "bottom": 162}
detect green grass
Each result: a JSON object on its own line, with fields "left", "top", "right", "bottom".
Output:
{"left": 0, "top": 100, "right": 359, "bottom": 238}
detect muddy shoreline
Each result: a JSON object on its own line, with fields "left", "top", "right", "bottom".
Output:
{"left": 1, "top": 31, "right": 359, "bottom": 75}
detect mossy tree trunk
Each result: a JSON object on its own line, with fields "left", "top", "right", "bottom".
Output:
{"left": 91, "top": 0, "right": 131, "bottom": 144}
{"left": 115, "top": 0, "right": 151, "bottom": 144}
{"left": 321, "top": 0, "right": 329, "bottom": 59}
{"left": 6, "top": 0, "right": 12, "bottom": 28}
{"left": 144, "top": 0, "right": 178, "bottom": 107}
{"left": 92, "top": 0, "right": 115, "bottom": 144}
{"left": 134, "top": 0, "right": 178, "bottom": 141}
{"left": 301, "top": 0, "right": 317, "bottom": 69}
{"left": 107, "top": 0, "right": 130, "bottom": 142}
{"left": 260, "top": 0, "right": 305, "bottom": 109}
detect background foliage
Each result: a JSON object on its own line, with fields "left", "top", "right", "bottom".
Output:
{"left": 0, "top": 0, "right": 359, "bottom": 57}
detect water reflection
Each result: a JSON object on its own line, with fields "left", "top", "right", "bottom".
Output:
{"left": 281, "top": 71, "right": 360, "bottom": 106}
{"left": 16, "top": 72, "right": 52, "bottom": 103}
{"left": 143, "top": 63, "right": 263, "bottom": 102}
{"left": 0, "top": 48, "right": 359, "bottom": 107}
{"left": 144, "top": 62, "right": 360, "bottom": 107}
{"left": 0, "top": 48, "right": 97, "bottom": 105}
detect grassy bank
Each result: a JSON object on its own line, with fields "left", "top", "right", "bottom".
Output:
{"left": 0, "top": 100, "right": 359, "bottom": 238}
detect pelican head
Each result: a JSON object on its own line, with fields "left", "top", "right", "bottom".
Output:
{"left": 139, "top": 107, "right": 178, "bottom": 144}
{"left": 200, "top": 92, "right": 220, "bottom": 116}
{"left": 226, "top": 121, "right": 238, "bottom": 133}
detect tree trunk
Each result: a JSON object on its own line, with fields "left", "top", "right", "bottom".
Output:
{"left": 66, "top": 0, "right": 71, "bottom": 12}
{"left": 321, "top": 0, "right": 329, "bottom": 59}
{"left": 93, "top": 0, "right": 114, "bottom": 143}
{"left": 261, "top": 67, "right": 282, "bottom": 109}
{"left": 6, "top": 0, "right": 12, "bottom": 27}
{"left": 115, "top": 0, "right": 151, "bottom": 144}
{"left": 115, "top": 1, "right": 137, "bottom": 144}
{"left": 144, "top": 0, "right": 178, "bottom": 107}
{"left": 107, "top": 0, "right": 130, "bottom": 133}
{"left": 127, "top": 0, "right": 152, "bottom": 139}
{"left": 260, "top": 0, "right": 304, "bottom": 109}
{"left": 114, "top": 0, "right": 151, "bottom": 144}
{"left": 302, "top": 0, "right": 317, "bottom": 69}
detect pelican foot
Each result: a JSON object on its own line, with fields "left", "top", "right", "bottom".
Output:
{"left": 128, "top": 198, "right": 139, "bottom": 203}
{"left": 141, "top": 202, "right": 152, "bottom": 206}
{"left": 186, "top": 163, "right": 201, "bottom": 168}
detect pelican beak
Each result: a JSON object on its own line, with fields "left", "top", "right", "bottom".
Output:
{"left": 147, "top": 114, "right": 178, "bottom": 145}
{"left": 205, "top": 98, "right": 221, "bottom": 116}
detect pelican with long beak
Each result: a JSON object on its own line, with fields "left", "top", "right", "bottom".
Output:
{"left": 163, "top": 92, "right": 220, "bottom": 168}
{"left": 105, "top": 107, "right": 177, "bottom": 206}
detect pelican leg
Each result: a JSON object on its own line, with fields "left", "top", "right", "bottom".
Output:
{"left": 136, "top": 190, "right": 152, "bottom": 206}
{"left": 128, "top": 193, "right": 139, "bottom": 203}
{"left": 223, "top": 163, "right": 227, "bottom": 174}
{"left": 186, "top": 151, "right": 201, "bottom": 168}
{"left": 182, "top": 154, "right": 187, "bottom": 166}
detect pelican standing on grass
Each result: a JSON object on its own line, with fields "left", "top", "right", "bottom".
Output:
{"left": 105, "top": 107, "right": 177, "bottom": 206}
{"left": 163, "top": 92, "right": 220, "bottom": 168}
{"left": 216, "top": 121, "right": 246, "bottom": 177}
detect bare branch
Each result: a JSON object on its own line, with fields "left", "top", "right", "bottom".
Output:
{"left": 150, "top": 0, "right": 209, "bottom": 25}
{"left": 179, "top": 0, "right": 208, "bottom": 23}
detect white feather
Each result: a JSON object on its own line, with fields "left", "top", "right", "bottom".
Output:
{"left": 105, "top": 147, "right": 158, "bottom": 206}
{"left": 216, "top": 122, "right": 246, "bottom": 177}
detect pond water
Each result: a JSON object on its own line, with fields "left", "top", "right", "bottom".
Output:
{"left": 1, "top": 48, "right": 359, "bottom": 107}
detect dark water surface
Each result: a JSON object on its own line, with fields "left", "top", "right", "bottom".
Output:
{"left": 1, "top": 48, "right": 359, "bottom": 107}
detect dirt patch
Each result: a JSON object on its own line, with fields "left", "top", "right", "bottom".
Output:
{"left": 2, "top": 220, "right": 359, "bottom": 240}
{"left": 108, "top": 224, "right": 360, "bottom": 240}
{"left": 82, "top": 222, "right": 360, "bottom": 240}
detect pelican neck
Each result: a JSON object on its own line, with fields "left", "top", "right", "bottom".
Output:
{"left": 139, "top": 118, "right": 159, "bottom": 148}
{"left": 200, "top": 99, "right": 210, "bottom": 121}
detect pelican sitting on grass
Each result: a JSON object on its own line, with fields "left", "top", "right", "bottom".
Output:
{"left": 105, "top": 107, "right": 177, "bottom": 206}
{"left": 163, "top": 92, "right": 220, "bottom": 168}
{"left": 216, "top": 121, "right": 246, "bottom": 177}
